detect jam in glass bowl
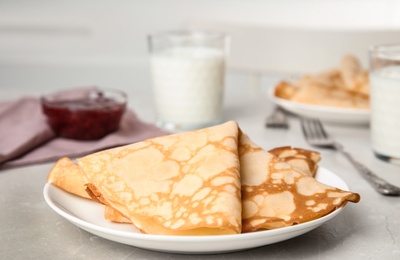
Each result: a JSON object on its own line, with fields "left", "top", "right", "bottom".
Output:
{"left": 41, "top": 87, "right": 127, "bottom": 140}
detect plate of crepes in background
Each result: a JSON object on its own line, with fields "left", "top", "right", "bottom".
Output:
{"left": 43, "top": 121, "right": 360, "bottom": 254}
{"left": 268, "top": 55, "right": 370, "bottom": 124}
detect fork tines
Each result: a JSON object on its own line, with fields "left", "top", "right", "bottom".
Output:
{"left": 300, "top": 118, "right": 334, "bottom": 147}
{"left": 301, "top": 118, "right": 326, "bottom": 137}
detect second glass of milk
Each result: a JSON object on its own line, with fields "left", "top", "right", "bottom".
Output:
{"left": 369, "top": 43, "right": 400, "bottom": 164}
{"left": 148, "top": 31, "right": 229, "bottom": 131}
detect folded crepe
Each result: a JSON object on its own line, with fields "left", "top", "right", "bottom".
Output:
{"left": 78, "top": 121, "right": 242, "bottom": 235}
{"left": 240, "top": 133, "right": 360, "bottom": 232}
{"left": 47, "top": 157, "right": 90, "bottom": 199}
{"left": 48, "top": 157, "right": 131, "bottom": 223}
{"left": 47, "top": 121, "right": 360, "bottom": 235}
{"left": 268, "top": 146, "right": 321, "bottom": 177}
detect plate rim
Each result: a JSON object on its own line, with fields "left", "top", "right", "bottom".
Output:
{"left": 43, "top": 166, "right": 350, "bottom": 252}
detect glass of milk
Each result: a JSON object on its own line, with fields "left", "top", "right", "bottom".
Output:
{"left": 369, "top": 43, "right": 400, "bottom": 163}
{"left": 148, "top": 31, "right": 230, "bottom": 132}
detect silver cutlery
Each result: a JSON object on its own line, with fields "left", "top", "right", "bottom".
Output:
{"left": 301, "top": 118, "right": 400, "bottom": 196}
{"left": 265, "top": 106, "right": 289, "bottom": 129}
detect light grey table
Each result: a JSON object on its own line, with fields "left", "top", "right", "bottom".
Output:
{"left": 0, "top": 62, "right": 399, "bottom": 259}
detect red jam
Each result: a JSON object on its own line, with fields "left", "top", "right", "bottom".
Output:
{"left": 41, "top": 88, "right": 126, "bottom": 140}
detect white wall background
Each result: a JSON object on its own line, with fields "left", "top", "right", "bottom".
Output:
{"left": 1, "top": 0, "right": 400, "bottom": 73}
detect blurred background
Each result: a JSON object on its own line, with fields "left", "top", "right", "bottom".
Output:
{"left": 1, "top": 0, "right": 400, "bottom": 92}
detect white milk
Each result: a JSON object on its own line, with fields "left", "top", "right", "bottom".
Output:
{"left": 370, "top": 66, "right": 400, "bottom": 158}
{"left": 150, "top": 46, "right": 225, "bottom": 129}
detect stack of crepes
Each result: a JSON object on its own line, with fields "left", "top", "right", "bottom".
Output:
{"left": 274, "top": 55, "right": 370, "bottom": 109}
{"left": 47, "top": 121, "right": 360, "bottom": 235}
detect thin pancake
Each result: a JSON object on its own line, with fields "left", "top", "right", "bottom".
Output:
{"left": 47, "top": 157, "right": 131, "bottom": 223}
{"left": 47, "top": 157, "right": 90, "bottom": 199}
{"left": 240, "top": 133, "right": 360, "bottom": 232}
{"left": 78, "top": 121, "right": 242, "bottom": 236}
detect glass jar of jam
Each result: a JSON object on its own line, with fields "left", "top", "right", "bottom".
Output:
{"left": 41, "top": 87, "right": 127, "bottom": 140}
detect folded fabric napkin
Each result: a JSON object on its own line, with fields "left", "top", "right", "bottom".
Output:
{"left": 0, "top": 96, "right": 169, "bottom": 170}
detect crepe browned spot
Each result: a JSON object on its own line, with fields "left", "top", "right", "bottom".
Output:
{"left": 77, "top": 121, "right": 242, "bottom": 236}
{"left": 47, "top": 157, "right": 90, "bottom": 199}
{"left": 268, "top": 146, "right": 321, "bottom": 177}
{"left": 240, "top": 134, "right": 360, "bottom": 232}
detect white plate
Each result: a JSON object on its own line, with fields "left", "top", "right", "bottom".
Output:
{"left": 43, "top": 167, "right": 350, "bottom": 254}
{"left": 268, "top": 86, "right": 370, "bottom": 124}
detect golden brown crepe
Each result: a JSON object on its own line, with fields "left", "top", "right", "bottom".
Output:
{"left": 47, "top": 157, "right": 132, "bottom": 223}
{"left": 47, "top": 121, "right": 360, "bottom": 235}
{"left": 77, "top": 121, "right": 242, "bottom": 236}
{"left": 268, "top": 146, "right": 321, "bottom": 177}
{"left": 239, "top": 133, "right": 360, "bottom": 232}
{"left": 47, "top": 157, "right": 90, "bottom": 199}
{"left": 274, "top": 55, "right": 370, "bottom": 109}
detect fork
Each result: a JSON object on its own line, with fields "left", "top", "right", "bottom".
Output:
{"left": 301, "top": 118, "right": 400, "bottom": 196}
{"left": 265, "top": 106, "right": 289, "bottom": 128}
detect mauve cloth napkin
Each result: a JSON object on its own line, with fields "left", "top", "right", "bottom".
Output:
{"left": 0, "top": 96, "right": 169, "bottom": 170}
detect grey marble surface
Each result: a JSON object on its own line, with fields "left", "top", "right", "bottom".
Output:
{"left": 0, "top": 63, "right": 399, "bottom": 259}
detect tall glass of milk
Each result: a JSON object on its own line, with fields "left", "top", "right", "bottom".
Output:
{"left": 148, "top": 31, "right": 229, "bottom": 131}
{"left": 369, "top": 44, "right": 400, "bottom": 163}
